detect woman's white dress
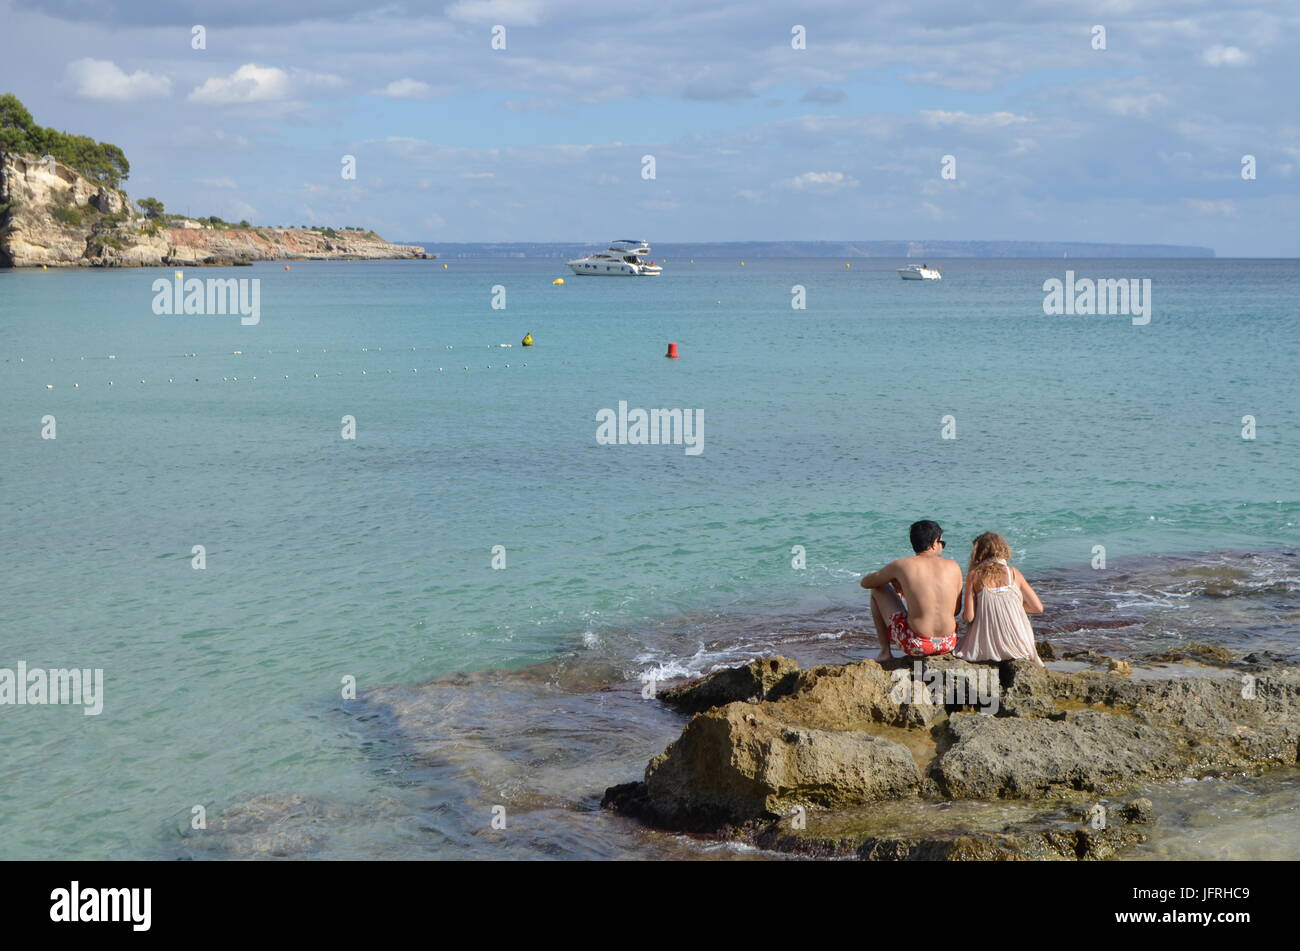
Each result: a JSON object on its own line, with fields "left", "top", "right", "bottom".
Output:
{"left": 957, "top": 561, "right": 1043, "bottom": 665}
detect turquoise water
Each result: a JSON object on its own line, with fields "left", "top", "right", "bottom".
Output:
{"left": 1, "top": 257, "right": 1297, "bottom": 859}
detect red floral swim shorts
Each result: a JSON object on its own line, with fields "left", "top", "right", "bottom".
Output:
{"left": 889, "top": 612, "right": 957, "bottom": 657}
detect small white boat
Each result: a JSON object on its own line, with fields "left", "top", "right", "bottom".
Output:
{"left": 567, "top": 240, "right": 662, "bottom": 276}
{"left": 897, "top": 264, "right": 942, "bottom": 281}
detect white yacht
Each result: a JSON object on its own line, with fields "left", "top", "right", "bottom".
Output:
{"left": 897, "top": 264, "right": 942, "bottom": 281}
{"left": 567, "top": 240, "right": 662, "bottom": 276}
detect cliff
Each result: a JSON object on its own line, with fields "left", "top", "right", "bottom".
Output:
{"left": 0, "top": 150, "right": 428, "bottom": 267}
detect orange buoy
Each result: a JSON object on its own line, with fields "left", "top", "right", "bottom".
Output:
{"left": 283, "top": 264, "right": 291, "bottom": 270}
{"left": 665, "top": 342, "right": 679, "bottom": 359}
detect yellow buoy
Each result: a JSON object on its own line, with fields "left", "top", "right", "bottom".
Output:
{"left": 740, "top": 260, "right": 746, "bottom": 266}
{"left": 175, "top": 270, "right": 183, "bottom": 279}
{"left": 522, "top": 333, "right": 534, "bottom": 347}
{"left": 442, "top": 263, "right": 449, "bottom": 269}
{"left": 845, "top": 262, "right": 851, "bottom": 268}
{"left": 552, "top": 278, "right": 564, "bottom": 285}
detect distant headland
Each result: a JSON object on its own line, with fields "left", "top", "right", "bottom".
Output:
{"left": 427, "top": 240, "right": 1215, "bottom": 259}
{"left": 0, "top": 94, "right": 429, "bottom": 268}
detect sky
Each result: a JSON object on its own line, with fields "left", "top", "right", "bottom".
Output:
{"left": 1, "top": 0, "right": 1296, "bottom": 254}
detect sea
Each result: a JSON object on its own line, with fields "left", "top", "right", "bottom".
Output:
{"left": 1, "top": 256, "right": 1297, "bottom": 860}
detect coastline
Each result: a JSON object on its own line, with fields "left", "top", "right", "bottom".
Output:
{"left": 0, "top": 150, "right": 430, "bottom": 268}
{"left": 172, "top": 544, "right": 1298, "bottom": 861}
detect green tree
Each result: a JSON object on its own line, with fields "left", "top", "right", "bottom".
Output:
{"left": 138, "top": 197, "right": 165, "bottom": 218}
{"left": 0, "top": 93, "right": 130, "bottom": 185}
{"left": 0, "top": 93, "right": 37, "bottom": 153}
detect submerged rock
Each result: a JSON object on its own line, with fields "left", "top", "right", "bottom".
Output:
{"left": 605, "top": 653, "right": 1300, "bottom": 859}
{"left": 753, "top": 797, "right": 1156, "bottom": 861}
{"left": 1138, "top": 643, "right": 1235, "bottom": 666}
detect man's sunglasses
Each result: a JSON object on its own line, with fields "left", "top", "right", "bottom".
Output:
{"left": 939, "top": 539, "right": 946, "bottom": 548}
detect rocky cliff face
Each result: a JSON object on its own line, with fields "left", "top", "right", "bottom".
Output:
{"left": 0, "top": 150, "right": 427, "bottom": 267}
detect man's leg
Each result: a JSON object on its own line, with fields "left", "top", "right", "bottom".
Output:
{"left": 869, "top": 586, "right": 906, "bottom": 662}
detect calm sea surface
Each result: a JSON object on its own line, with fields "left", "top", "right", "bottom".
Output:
{"left": 1, "top": 257, "right": 1296, "bottom": 859}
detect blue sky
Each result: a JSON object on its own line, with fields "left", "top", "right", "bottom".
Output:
{"left": 2, "top": 0, "right": 1296, "bottom": 254}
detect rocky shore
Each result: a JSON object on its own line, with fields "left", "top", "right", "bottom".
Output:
{"left": 603, "top": 652, "right": 1300, "bottom": 859}
{"left": 0, "top": 150, "right": 428, "bottom": 267}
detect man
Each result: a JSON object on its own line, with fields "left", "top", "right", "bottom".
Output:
{"left": 859, "top": 520, "right": 963, "bottom": 661}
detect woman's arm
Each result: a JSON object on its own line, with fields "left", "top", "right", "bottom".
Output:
{"left": 1015, "top": 568, "right": 1044, "bottom": 614}
{"left": 962, "top": 569, "right": 977, "bottom": 623}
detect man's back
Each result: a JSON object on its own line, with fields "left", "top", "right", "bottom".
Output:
{"left": 892, "top": 554, "right": 963, "bottom": 638}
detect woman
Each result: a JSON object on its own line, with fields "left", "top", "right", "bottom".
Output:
{"left": 957, "top": 532, "right": 1044, "bottom": 665}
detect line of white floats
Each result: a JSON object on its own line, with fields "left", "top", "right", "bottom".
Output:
{"left": 14, "top": 344, "right": 518, "bottom": 362}
{"left": 14, "top": 344, "right": 528, "bottom": 388}
{"left": 37, "top": 364, "right": 529, "bottom": 388}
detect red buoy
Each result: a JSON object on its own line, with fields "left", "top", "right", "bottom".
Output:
{"left": 665, "top": 341, "right": 679, "bottom": 359}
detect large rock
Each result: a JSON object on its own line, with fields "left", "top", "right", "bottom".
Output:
{"left": 782, "top": 655, "right": 1000, "bottom": 730}
{"left": 613, "top": 702, "right": 921, "bottom": 830}
{"left": 658, "top": 656, "right": 800, "bottom": 714}
{"left": 933, "top": 710, "right": 1186, "bottom": 798}
{"left": 605, "top": 652, "right": 1300, "bottom": 857}
{"left": 663, "top": 654, "right": 1001, "bottom": 730}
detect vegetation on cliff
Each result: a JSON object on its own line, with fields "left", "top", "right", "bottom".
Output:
{"left": 1, "top": 95, "right": 387, "bottom": 238}
{"left": 0, "top": 93, "right": 129, "bottom": 187}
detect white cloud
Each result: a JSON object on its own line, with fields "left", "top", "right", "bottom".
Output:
{"left": 188, "top": 64, "right": 343, "bottom": 104}
{"left": 801, "top": 87, "right": 846, "bottom": 105}
{"left": 919, "top": 110, "right": 1029, "bottom": 129}
{"left": 1202, "top": 45, "right": 1253, "bottom": 67}
{"left": 1104, "top": 92, "right": 1169, "bottom": 117}
{"left": 447, "top": 0, "right": 544, "bottom": 25}
{"left": 786, "top": 171, "right": 859, "bottom": 192}
{"left": 1186, "top": 199, "right": 1238, "bottom": 215}
{"left": 504, "top": 98, "right": 563, "bottom": 114}
{"left": 64, "top": 59, "right": 170, "bottom": 102}
{"left": 1080, "top": 82, "right": 1171, "bottom": 118}
{"left": 375, "top": 79, "right": 434, "bottom": 99}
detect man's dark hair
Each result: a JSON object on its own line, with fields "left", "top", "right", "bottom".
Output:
{"left": 909, "top": 520, "right": 943, "bottom": 553}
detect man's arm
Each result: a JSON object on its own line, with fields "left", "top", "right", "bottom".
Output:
{"left": 860, "top": 560, "right": 900, "bottom": 590}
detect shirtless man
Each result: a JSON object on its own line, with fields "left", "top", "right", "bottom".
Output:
{"left": 859, "top": 520, "right": 963, "bottom": 661}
